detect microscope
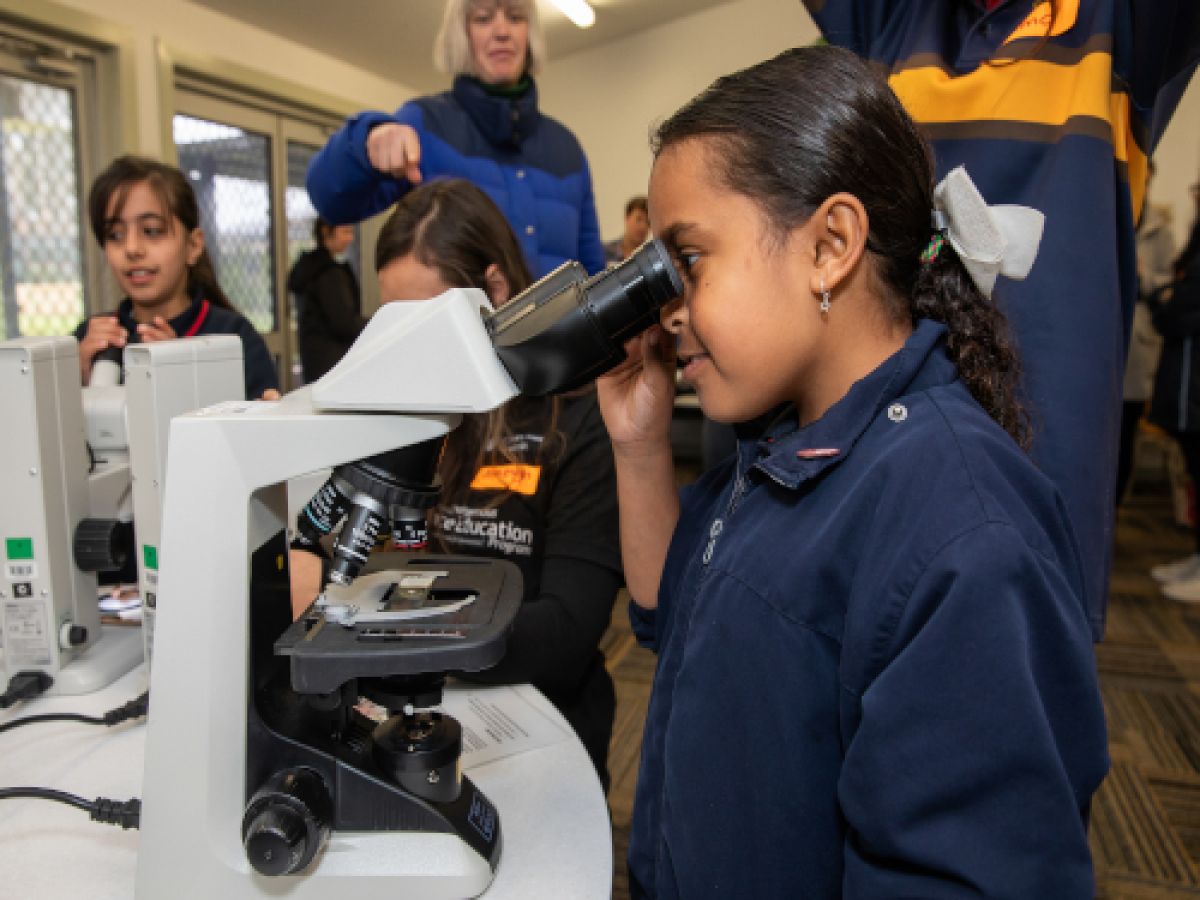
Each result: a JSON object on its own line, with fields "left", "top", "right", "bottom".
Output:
{"left": 135, "top": 240, "right": 682, "bottom": 899}
{"left": 0, "top": 334, "right": 243, "bottom": 696}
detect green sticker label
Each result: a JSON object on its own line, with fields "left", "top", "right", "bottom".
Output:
{"left": 143, "top": 545, "right": 159, "bottom": 570}
{"left": 6, "top": 537, "right": 33, "bottom": 561}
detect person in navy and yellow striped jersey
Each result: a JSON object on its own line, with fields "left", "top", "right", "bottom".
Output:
{"left": 802, "top": 0, "right": 1200, "bottom": 640}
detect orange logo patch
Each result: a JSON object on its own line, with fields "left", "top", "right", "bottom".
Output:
{"left": 1003, "top": 0, "right": 1078, "bottom": 44}
{"left": 470, "top": 464, "right": 542, "bottom": 496}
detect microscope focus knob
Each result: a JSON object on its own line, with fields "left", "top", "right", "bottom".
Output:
{"left": 73, "top": 518, "right": 132, "bottom": 572}
{"left": 243, "top": 808, "right": 305, "bottom": 876}
{"left": 242, "top": 767, "right": 331, "bottom": 876}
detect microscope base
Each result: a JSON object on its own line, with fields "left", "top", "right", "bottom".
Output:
{"left": 136, "top": 831, "right": 493, "bottom": 899}
{"left": 44, "top": 624, "right": 143, "bottom": 696}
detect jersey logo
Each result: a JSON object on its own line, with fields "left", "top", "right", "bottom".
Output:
{"left": 470, "top": 464, "right": 542, "bottom": 496}
{"left": 1003, "top": 0, "right": 1078, "bottom": 45}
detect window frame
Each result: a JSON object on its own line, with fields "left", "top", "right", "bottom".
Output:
{"left": 159, "top": 43, "right": 385, "bottom": 390}
{"left": 0, "top": 6, "right": 135, "bottom": 329}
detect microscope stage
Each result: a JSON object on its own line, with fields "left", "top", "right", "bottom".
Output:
{"left": 276, "top": 555, "right": 522, "bottom": 694}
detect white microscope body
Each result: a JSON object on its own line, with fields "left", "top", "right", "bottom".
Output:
{"left": 135, "top": 241, "right": 682, "bottom": 899}
{"left": 0, "top": 334, "right": 243, "bottom": 695}
{"left": 136, "top": 292, "right": 519, "bottom": 899}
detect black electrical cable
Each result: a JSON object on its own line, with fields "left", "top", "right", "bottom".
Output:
{"left": 0, "top": 671, "right": 53, "bottom": 709}
{"left": 0, "top": 690, "right": 148, "bottom": 734}
{"left": 0, "top": 787, "right": 140, "bottom": 829}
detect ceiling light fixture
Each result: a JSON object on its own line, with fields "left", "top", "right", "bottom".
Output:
{"left": 548, "top": 0, "right": 595, "bottom": 28}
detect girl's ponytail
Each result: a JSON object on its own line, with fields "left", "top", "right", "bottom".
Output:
{"left": 911, "top": 246, "right": 1031, "bottom": 449}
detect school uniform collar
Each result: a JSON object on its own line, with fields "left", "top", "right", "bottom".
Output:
{"left": 115, "top": 288, "right": 212, "bottom": 339}
{"left": 746, "top": 319, "right": 955, "bottom": 489}
{"left": 452, "top": 74, "right": 541, "bottom": 148}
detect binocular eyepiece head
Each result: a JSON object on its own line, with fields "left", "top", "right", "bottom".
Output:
{"left": 487, "top": 237, "right": 684, "bottom": 395}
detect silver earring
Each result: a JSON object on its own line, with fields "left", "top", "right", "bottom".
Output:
{"left": 819, "top": 277, "right": 831, "bottom": 314}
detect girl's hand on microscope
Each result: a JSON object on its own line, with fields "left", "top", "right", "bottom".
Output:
{"left": 79, "top": 315, "right": 127, "bottom": 385}
{"left": 596, "top": 325, "right": 677, "bottom": 455}
{"left": 136, "top": 316, "right": 177, "bottom": 343}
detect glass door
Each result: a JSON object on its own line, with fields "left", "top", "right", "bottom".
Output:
{"left": 173, "top": 93, "right": 281, "bottom": 383}
{"left": 174, "top": 90, "right": 353, "bottom": 391}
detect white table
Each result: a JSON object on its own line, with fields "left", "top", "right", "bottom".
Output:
{"left": 0, "top": 665, "right": 612, "bottom": 899}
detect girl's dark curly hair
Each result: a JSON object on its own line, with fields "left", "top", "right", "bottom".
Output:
{"left": 652, "top": 44, "right": 1031, "bottom": 448}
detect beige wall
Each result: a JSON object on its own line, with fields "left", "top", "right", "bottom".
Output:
{"left": 541, "top": 0, "right": 818, "bottom": 243}
{"left": 1149, "top": 80, "right": 1200, "bottom": 255}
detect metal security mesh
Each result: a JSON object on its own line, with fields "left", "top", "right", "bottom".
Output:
{"left": 285, "top": 140, "right": 359, "bottom": 275}
{"left": 0, "top": 73, "right": 83, "bottom": 339}
{"left": 285, "top": 140, "right": 318, "bottom": 385}
{"left": 173, "top": 114, "right": 275, "bottom": 332}
{"left": 286, "top": 140, "right": 318, "bottom": 270}
{"left": 284, "top": 139, "right": 362, "bottom": 387}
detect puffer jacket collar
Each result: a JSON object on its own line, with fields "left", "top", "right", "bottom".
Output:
{"left": 451, "top": 74, "right": 541, "bottom": 148}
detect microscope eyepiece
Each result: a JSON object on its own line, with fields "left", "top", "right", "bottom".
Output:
{"left": 487, "top": 237, "right": 684, "bottom": 395}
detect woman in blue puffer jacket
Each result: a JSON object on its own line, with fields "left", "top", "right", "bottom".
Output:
{"left": 306, "top": 0, "right": 605, "bottom": 279}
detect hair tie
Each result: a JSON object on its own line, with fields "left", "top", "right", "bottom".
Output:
{"left": 929, "top": 166, "right": 1045, "bottom": 298}
{"left": 920, "top": 233, "right": 946, "bottom": 265}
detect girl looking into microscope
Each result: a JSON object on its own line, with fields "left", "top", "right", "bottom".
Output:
{"left": 291, "top": 178, "right": 621, "bottom": 791}
{"left": 74, "top": 155, "right": 279, "bottom": 400}
{"left": 597, "top": 46, "right": 1109, "bottom": 898}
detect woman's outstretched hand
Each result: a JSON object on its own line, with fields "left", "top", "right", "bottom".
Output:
{"left": 366, "top": 122, "right": 423, "bottom": 185}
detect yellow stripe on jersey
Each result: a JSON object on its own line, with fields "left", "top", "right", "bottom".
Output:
{"left": 888, "top": 50, "right": 1147, "bottom": 219}
{"left": 470, "top": 463, "right": 542, "bottom": 496}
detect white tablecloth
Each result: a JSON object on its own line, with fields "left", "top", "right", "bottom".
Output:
{"left": 0, "top": 665, "right": 612, "bottom": 899}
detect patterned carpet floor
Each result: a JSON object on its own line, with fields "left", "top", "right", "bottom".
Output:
{"left": 601, "top": 448, "right": 1200, "bottom": 898}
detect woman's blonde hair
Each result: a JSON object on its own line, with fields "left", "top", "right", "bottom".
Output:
{"left": 434, "top": 0, "right": 545, "bottom": 79}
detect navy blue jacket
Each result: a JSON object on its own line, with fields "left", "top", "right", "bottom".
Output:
{"left": 805, "top": 0, "right": 1200, "bottom": 640}
{"left": 1149, "top": 231, "right": 1200, "bottom": 433}
{"left": 628, "top": 321, "right": 1108, "bottom": 899}
{"left": 306, "top": 76, "right": 604, "bottom": 278}
{"left": 74, "top": 292, "right": 279, "bottom": 400}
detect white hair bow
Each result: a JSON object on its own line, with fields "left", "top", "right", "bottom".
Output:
{"left": 932, "top": 165, "right": 1045, "bottom": 299}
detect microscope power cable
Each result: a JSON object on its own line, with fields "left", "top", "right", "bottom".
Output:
{"left": 0, "top": 690, "right": 147, "bottom": 830}
{"left": 0, "top": 671, "right": 54, "bottom": 709}
{"left": 0, "top": 690, "right": 149, "bottom": 733}
{"left": 0, "top": 787, "right": 140, "bottom": 829}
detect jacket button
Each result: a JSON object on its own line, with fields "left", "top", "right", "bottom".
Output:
{"left": 887, "top": 403, "right": 908, "bottom": 423}
{"left": 525, "top": 225, "right": 536, "bottom": 235}
{"left": 516, "top": 169, "right": 525, "bottom": 179}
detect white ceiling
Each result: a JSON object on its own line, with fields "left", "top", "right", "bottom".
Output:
{"left": 186, "top": 0, "right": 735, "bottom": 95}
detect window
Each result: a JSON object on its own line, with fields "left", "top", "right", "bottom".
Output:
{"left": 0, "top": 25, "right": 105, "bottom": 339}
{"left": 172, "top": 81, "right": 351, "bottom": 391}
